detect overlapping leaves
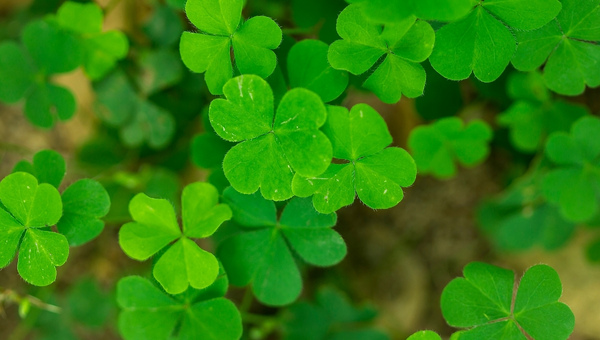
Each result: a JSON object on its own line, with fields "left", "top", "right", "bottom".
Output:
{"left": 430, "top": 0, "right": 562, "bottom": 82}
{"left": 293, "top": 104, "right": 416, "bottom": 213}
{"left": 442, "top": 262, "right": 574, "bottom": 340}
{"left": 210, "top": 74, "right": 332, "bottom": 201}
{"left": 328, "top": 5, "right": 434, "bottom": 103}
{"left": 408, "top": 117, "right": 492, "bottom": 179}
{"left": 117, "top": 272, "right": 242, "bottom": 340}
{"left": 512, "top": 0, "right": 600, "bottom": 95}
{"left": 218, "top": 188, "right": 346, "bottom": 306}
{"left": 119, "top": 182, "right": 232, "bottom": 294}
{"left": 543, "top": 116, "right": 600, "bottom": 222}
{"left": 180, "top": 0, "right": 282, "bottom": 94}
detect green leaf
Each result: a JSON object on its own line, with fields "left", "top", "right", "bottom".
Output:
{"left": 57, "top": 179, "right": 111, "bottom": 246}
{"left": 287, "top": 39, "right": 348, "bottom": 103}
{"left": 17, "top": 228, "right": 69, "bottom": 286}
{"left": 543, "top": 116, "right": 600, "bottom": 222}
{"left": 117, "top": 275, "right": 242, "bottom": 340}
{"left": 293, "top": 104, "right": 416, "bottom": 213}
{"left": 328, "top": 5, "right": 434, "bottom": 103}
{"left": 219, "top": 190, "right": 344, "bottom": 306}
{"left": 137, "top": 48, "right": 184, "bottom": 96}
{"left": 512, "top": 0, "right": 600, "bottom": 95}
{"left": 0, "top": 42, "right": 35, "bottom": 103}
{"left": 119, "top": 182, "right": 230, "bottom": 294}
{"left": 24, "top": 83, "right": 76, "bottom": 129}
{"left": 211, "top": 75, "right": 332, "bottom": 201}
{"left": 12, "top": 149, "right": 66, "bottom": 188}
{"left": 181, "top": 0, "right": 282, "bottom": 94}
{"left": 144, "top": 4, "right": 184, "bottom": 47}
{"left": 352, "top": 0, "right": 476, "bottom": 23}
{"left": 56, "top": 1, "right": 102, "bottom": 34}
{"left": 408, "top": 117, "right": 492, "bottom": 178}
{"left": 407, "top": 331, "right": 442, "bottom": 340}
{"left": 442, "top": 262, "right": 574, "bottom": 340}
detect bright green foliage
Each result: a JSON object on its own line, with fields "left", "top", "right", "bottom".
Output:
{"left": 512, "top": 0, "right": 600, "bottom": 95}
{"left": 57, "top": 179, "right": 111, "bottom": 246}
{"left": 210, "top": 75, "right": 332, "bottom": 201}
{"left": 293, "top": 104, "right": 416, "bottom": 213}
{"left": 430, "top": 0, "right": 562, "bottom": 82}
{"left": 543, "top": 116, "right": 600, "bottom": 222}
{"left": 283, "top": 287, "right": 388, "bottom": 340}
{"left": 478, "top": 162, "right": 575, "bottom": 251}
{"left": 119, "top": 182, "right": 231, "bottom": 294}
{"left": 0, "top": 172, "right": 67, "bottom": 286}
{"left": 350, "top": 0, "right": 475, "bottom": 23}
{"left": 218, "top": 188, "right": 346, "bottom": 306}
{"left": 328, "top": 5, "right": 434, "bottom": 103}
{"left": 287, "top": 39, "right": 348, "bottom": 102}
{"left": 56, "top": 1, "right": 129, "bottom": 80}
{"left": 408, "top": 117, "right": 492, "bottom": 178}
{"left": 117, "top": 273, "right": 242, "bottom": 340}
{"left": 180, "top": 0, "right": 282, "bottom": 95}
{"left": 442, "top": 262, "right": 574, "bottom": 340}
{"left": 498, "top": 72, "right": 588, "bottom": 152}
{"left": 406, "top": 331, "right": 441, "bottom": 340}
{"left": 12, "top": 149, "right": 66, "bottom": 188}
{"left": 94, "top": 70, "right": 176, "bottom": 149}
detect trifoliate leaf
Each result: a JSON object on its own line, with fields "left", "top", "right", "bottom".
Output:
{"left": 512, "top": 0, "right": 600, "bottom": 95}
{"left": 218, "top": 188, "right": 346, "bottom": 306}
{"left": 56, "top": 1, "right": 129, "bottom": 80}
{"left": 180, "top": 0, "right": 282, "bottom": 94}
{"left": 0, "top": 172, "right": 67, "bottom": 286}
{"left": 543, "top": 116, "right": 600, "bottom": 222}
{"left": 12, "top": 149, "right": 66, "bottom": 188}
{"left": 210, "top": 75, "right": 332, "bottom": 201}
{"left": 293, "top": 104, "right": 416, "bottom": 213}
{"left": 430, "top": 0, "right": 562, "bottom": 82}
{"left": 328, "top": 5, "right": 434, "bottom": 103}
{"left": 119, "top": 182, "right": 231, "bottom": 294}
{"left": 287, "top": 39, "right": 348, "bottom": 103}
{"left": 408, "top": 117, "right": 492, "bottom": 178}
{"left": 407, "top": 331, "right": 441, "bottom": 340}
{"left": 117, "top": 274, "right": 242, "bottom": 340}
{"left": 0, "top": 42, "right": 35, "bottom": 103}
{"left": 442, "top": 262, "right": 574, "bottom": 340}
{"left": 57, "top": 179, "right": 111, "bottom": 246}
{"left": 351, "top": 0, "right": 475, "bottom": 23}
{"left": 24, "top": 82, "right": 77, "bottom": 129}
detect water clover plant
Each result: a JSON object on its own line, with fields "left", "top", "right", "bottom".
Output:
{"left": 209, "top": 74, "right": 332, "bottom": 201}
{"left": 218, "top": 188, "right": 346, "bottom": 306}
{"left": 119, "top": 182, "right": 232, "bottom": 294}
{"left": 441, "top": 262, "right": 574, "bottom": 339}
{"left": 180, "top": 0, "right": 282, "bottom": 95}
{"left": 293, "top": 103, "right": 417, "bottom": 213}
{"left": 328, "top": 4, "right": 435, "bottom": 103}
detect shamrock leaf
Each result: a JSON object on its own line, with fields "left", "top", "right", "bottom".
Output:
{"left": 293, "top": 104, "right": 416, "bottom": 213}
{"left": 328, "top": 5, "right": 434, "bottom": 103}
{"left": 512, "top": 0, "right": 600, "bottom": 95}
{"left": 430, "top": 0, "right": 562, "bottom": 82}
{"left": 0, "top": 172, "right": 67, "bottom": 286}
{"left": 56, "top": 1, "right": 129, "bottom": 80}
{"left": 406, "top": 331, "right": 441, "bottom": 340}
{"left": 283, "top": 287, "right": 388, "bottom": 340}
{"left": 57, "top": 179, "right": 111, "bottom": 246}
{"left": 209, "top": 75, "right": 332, "bottom": 201}
{"left": 287, "top": 39, "right": 349, "bottom": 103}
{"left": 180, "top": 0, "right": 282, "bottom": 95}
{"left": 117, "top": 272, "right": 242, "bottom": 340}
{"left": 218, "top": 188, "right": 346, "bottom": 306}
{"left": 542, "top": 116, "right": 600, "bottom": 222}
{"left": 119, "top": 182, "right": 231, "bottom": 294}
{"left": 94, "top": 70, "right": 176, "bottom": 149}
{"left": 498, "top": 72, "right": 588, "bottom": 152}
{"left": 12, "top": 149, "right": 66, "bottom": 188}
{"left": 350, "top": 0, "right": 475, "bottom": 23}
{"left": 408, "top": 117, "right": 492, "bottom": 179}
{"left": 442, "top": 262, "right": 574, "bottom": 340}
